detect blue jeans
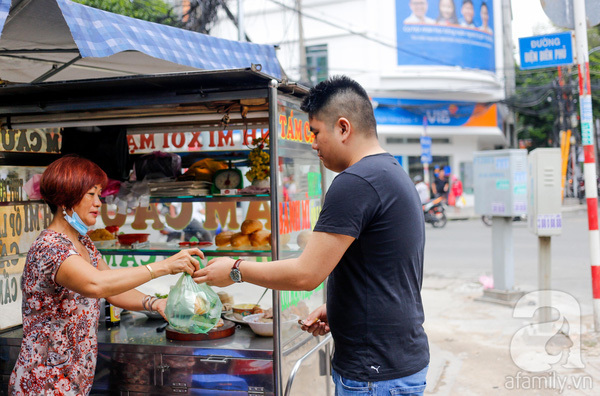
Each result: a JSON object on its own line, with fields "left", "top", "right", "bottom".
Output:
{"left": 332, "top": 365, "right": 428, "bottom": 396}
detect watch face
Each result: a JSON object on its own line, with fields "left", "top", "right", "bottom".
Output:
{"left": 230, "top": 268, "right": 242, "bottom": 283}
{"left": 214, "top": 169, "right": 242, "bottom": 190}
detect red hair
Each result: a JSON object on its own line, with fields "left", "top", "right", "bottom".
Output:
{"left": 40, "top": 154, "right": 108, "bottom": 213}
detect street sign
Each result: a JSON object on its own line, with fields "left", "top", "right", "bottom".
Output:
{"left": 540, "top": 0, "right": 600, "bottom": 29}
{"left": 519, "top": 32, "right": 574, "bottom": 70}
{"left": 420, "top": 136, "right": 432, "bottom": 164}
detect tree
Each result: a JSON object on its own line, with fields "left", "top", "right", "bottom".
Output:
{"left": 74, "top": 0, "right": 180, "bottom": 26}
{"left": 511, "top": 27, "right": 600, "bottom": 151}
{"left": 74, "top": 0, "right": 229, "bottom": 35}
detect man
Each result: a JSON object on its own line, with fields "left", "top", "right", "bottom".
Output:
{"left": 193, "top": 76, "right": 429, "bottom": 395}
{"left": 459, "top": 0, "right": 476, "bottom": 27}
{"left": 404, "top": 0, "right": 435, "bottom": 24}
{"left": 414, "top": 175, "right": 430, "bottom": 204}
{"left": 432, "top": 167, "right": 449, "bottom": 200}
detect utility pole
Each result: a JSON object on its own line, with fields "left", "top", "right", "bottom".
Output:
{"left": 573, "top": 0, "right": 600, "bottom": 331}
{"left": 237, "top": 0, "right": 244, "bottom": 42}
{"left": 297, "top": 0, "right": 308, "bottom": 83}
{"left": 501, "top": 0, "right": 516, "bottom": 147}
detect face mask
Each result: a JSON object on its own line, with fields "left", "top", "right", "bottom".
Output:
{"left": 63, "top": 208, "right": 88, "bottom": 235}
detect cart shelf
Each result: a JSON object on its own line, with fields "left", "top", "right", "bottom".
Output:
{"left": 99, "top": 243, "right": 275, "bottom": 257}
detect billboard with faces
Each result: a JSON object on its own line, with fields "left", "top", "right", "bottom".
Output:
{"left": 396, "top": 0, "right": 495, "bottom": 71}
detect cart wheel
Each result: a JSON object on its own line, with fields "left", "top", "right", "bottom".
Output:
{"left": 481, "top": 215, "right": 492, "bottom": 226}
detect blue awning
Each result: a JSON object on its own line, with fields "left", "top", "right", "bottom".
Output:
{"left": 0, "top": 0, "right": 282, "bottom": 83}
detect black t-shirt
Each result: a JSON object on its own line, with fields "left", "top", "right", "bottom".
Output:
{"left": 314, "top": 153, "right": 429, "bottom": 381}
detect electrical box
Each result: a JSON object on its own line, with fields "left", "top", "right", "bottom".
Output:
{"left": 473, "top": 149, "right": 528, "bottom": 217}
{"left": 527, "top": 148, "right": 562, "bottom": 236}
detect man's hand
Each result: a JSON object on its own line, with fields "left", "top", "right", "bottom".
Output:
{"left": 192, "top": 256, "right": 236, "bottom": 287}
{"left": 299, "top": 304, "right": 330, "bottom": 336}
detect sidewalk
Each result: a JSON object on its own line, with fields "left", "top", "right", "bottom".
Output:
{"left": 423, "top": 276, "right": 600, "bottom": 395}
{"left": 445, "top": 197, "right": 587, "bottom": 221}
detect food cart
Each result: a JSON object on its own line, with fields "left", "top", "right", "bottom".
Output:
{"left": 0, "top": 68, "right": 333, "bottom": 395}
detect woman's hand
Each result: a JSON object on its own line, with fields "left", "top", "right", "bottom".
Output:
{"left": 160, "top": 248, "right": 204, "bottom": 276}
{"left": 153, "top": 298, "right": 168, "bottom": 321}
{"left": 192, "top": 257, "right": 235, "bottom": 287}
{"left": 299, "top": 304, "right": 330, "bottom": 336}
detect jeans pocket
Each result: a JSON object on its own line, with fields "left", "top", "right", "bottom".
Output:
{"left": 389, "top": 384, "right": 426, "bottom": 395}
{"left": 334, "top": 371, "right": 371, "bottom": 395}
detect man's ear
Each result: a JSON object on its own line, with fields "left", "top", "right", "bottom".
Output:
{"left": 338, "top": 117, "right": 351, "bottom": 140}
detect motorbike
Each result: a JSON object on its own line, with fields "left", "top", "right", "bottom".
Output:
{"left": 423, "top": 196, "right": 447, "bottom": 228}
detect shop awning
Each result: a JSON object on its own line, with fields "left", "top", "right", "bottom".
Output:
{"left": 0, "top": 0, "right": 282, "bottom": 83}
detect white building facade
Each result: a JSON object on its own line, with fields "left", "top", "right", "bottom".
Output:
{"left": 211, "top": 0, "right": 509, "bottom": 193}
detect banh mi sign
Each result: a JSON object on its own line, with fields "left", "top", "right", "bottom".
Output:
{"left": 127, "top": 129, "right": 268, "bottom": 154}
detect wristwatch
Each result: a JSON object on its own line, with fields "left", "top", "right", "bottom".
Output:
{"left": 230, "top": 259, "right": 243, "bottom": 283}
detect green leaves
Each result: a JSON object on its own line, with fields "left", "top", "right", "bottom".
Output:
{"left": 74, "top": 0, "right": 180, "bottom": 26}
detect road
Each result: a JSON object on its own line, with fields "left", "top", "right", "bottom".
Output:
{"left": 422, "top": 207, "right": 600, "bottom": 395}
{"left": 423, "top": 208, "right": 594, "bottom": 313}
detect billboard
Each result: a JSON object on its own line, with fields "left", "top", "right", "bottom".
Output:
{"left": 374, "top": 98, "right": 499, "bottom": 128}
{"left": 396, "top": 0, "right": 495, "bottom": 71}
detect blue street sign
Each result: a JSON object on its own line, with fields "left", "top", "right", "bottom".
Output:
{"left": 519, "top": 32, "right": 574, "bottom": 70}
{"left": 420, "top": 136, "right": 432, "bottom": 164}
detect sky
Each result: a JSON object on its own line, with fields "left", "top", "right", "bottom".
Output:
{"left": 511, "top": 0, "right": 557, "bottom": 42}
{"left": 510, "top": 0, "right": 559, "bottom": 63}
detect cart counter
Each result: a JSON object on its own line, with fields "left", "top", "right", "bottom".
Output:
{"left": 1, "top": 312, "right": 277, "bottom": 395}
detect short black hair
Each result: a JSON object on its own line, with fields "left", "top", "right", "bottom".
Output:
{"left": 462, "top": 0, "right": 473, "bottom": 5}
{"left": 300, "top": 75, "right": 377, "bottom": 137}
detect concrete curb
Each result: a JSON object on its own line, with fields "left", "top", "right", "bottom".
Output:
{"left": 444, "top": 203, "right": 587, "bottom": 222}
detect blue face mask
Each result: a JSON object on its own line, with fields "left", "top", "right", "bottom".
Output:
{"left": 64, "top": 209, "right": 88, "bottom": 235}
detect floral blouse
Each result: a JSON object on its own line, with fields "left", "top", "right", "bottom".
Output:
{"left": 9, "top": 230, "right": 101, "bottom": 396}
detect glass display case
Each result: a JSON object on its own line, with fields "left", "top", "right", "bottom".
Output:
{"left": 0, "top": 69, "right": 333, "bottom": 395}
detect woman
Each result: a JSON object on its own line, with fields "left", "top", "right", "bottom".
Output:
{"left": 479, "top": 2, "right": 493, "bottom": 33}
{"left": 436, "top": 0, "right": 458, "bottom": 25}
{"left": 9, "top": 155, "right": 202, "bottom": 396}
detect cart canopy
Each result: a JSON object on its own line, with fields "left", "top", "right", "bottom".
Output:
{"left": 0, "top": 0, "right": 282, "bottom": 83}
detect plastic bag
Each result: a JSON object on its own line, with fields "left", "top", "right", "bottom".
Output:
{"left": 165, "top": 273, "right": 222, "bottom": 334}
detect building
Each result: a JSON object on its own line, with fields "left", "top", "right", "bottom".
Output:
{"left": 210, "top": 0, "right": 509, "bottom": 195}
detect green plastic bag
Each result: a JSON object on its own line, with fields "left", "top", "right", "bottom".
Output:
{"left": 165, "top": 273, "right": 223, "bottom": 334}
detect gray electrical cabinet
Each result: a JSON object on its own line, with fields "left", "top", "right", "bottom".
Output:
{"left": 527, "top": 148, "right": 563, "bottom": 236}
{"left": 473, "top": 149, "right": 528, "bottom": 217}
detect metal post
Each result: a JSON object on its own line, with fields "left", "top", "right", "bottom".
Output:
{"left": 573, "top": 0, "right": 600, "bottom": 330}
{"left": 491, "top": 216, "right": 514, "bottom": 290}
{"left": 268, "top": 80, "right": 283, "bottom": 395}
{"left": 538, "top": 236, "right": 552, "bottom": 328}
{"left": 422, "top": 116, "right": 430, "bottom": 188}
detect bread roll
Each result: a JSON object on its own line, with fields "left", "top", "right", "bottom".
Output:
{"left": 297, "top": 230, "right": 312, "bottom": 249}
{"left": 280, "top": 233, "right": 291, "bottom": 246}
{"left": 241, "top": 219, "right": 263, "bottom": 235}
{"left": 231, "top": 232, "right": 251, "bottom": 247}
{"left": 217, "top": 291, "right": 234, "bottom": 305}
{"left": 250, "top": 230, "right": 271, "bottom": 247}
{"left": 215, "top": 231, "right": 234, "bottom": 247}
